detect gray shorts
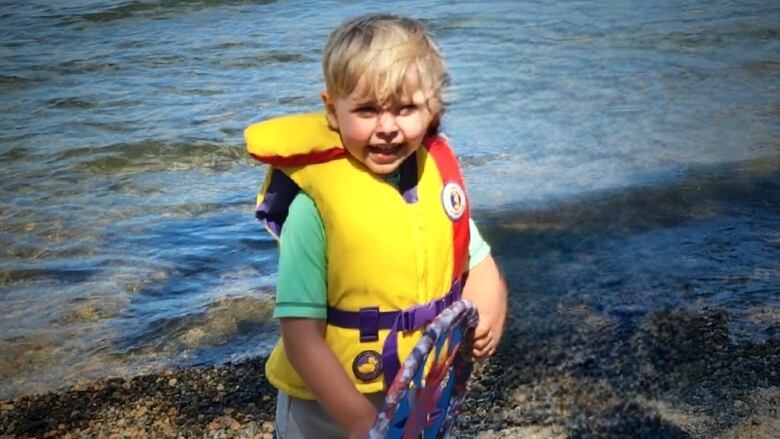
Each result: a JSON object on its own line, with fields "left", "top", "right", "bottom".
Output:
{"left": 275, "top": 390, "right": 386, "bottom": 439}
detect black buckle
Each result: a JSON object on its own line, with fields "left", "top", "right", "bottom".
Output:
{"left": 358, "top": 307, "right": 380, "bottom": 342}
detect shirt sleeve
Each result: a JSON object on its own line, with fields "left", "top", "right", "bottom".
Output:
{"left": 467, "top": 218, "right": 491, "bottom": 269}
{"left": 273, "top": 192, "right": 328, "bottom": 319}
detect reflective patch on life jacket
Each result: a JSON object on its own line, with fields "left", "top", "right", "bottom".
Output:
{"left": 441, "top": 181, "right": 467, "bottom": 221}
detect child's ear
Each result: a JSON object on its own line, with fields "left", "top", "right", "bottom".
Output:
{"left": 320, "top": 91, "right": 339, "bottom": 129}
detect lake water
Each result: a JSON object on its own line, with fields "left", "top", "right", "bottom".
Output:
{"left": 1, "top": 0, "right": 778, "bottom": 399}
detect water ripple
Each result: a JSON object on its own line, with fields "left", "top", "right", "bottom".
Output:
{"left": 68, "top": 0, "right": 279, "bottom": 25}
{"left": 47, "top": 141, "right": 249, "bottom": 174}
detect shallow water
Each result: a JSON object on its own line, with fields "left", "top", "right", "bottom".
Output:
{"left": 1, "top": 0, "right": 778, "bottom": 398}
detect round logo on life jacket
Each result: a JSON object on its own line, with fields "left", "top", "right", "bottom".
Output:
{"left": 441, "top": 182, "right": 466, "bottom": 221}
{"left": 352, "top": 350, "right": 383, "bottom": 382}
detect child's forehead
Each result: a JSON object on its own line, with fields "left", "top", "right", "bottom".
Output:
{"left": 349, "top": 86, "right": 421, "bottom": 104}
{"left": 346, "top": 67, "right": 427, "bottom": 103}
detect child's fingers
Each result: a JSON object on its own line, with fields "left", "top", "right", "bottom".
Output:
{"left": 473, "top": 318, "right": 490, "bottom": 338}
{"left": 471, "top": 329, "right": 492, "bottom": 350}
{"left": 471, "top": 341, "right": 495, "bottom": 361}
{"left": 469, "top": 321, "right": 495, "bottom": 361}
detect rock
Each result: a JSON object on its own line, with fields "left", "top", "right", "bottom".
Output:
{"left": 226, "top": 416, "right": 240, "bottom": 431}
{"left": 734, "top": 399, "right": 748, "bottom": 415}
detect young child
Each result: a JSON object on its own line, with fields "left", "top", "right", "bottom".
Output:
{"left": 245, "top": 13, "right": 507, "bottom": 439}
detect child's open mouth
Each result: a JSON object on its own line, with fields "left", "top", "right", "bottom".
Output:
{"left": 368, "top": 143, "right": 403, "bottom": 162}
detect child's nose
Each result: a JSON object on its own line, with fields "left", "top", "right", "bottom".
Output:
{"left": 376, "top": 111, "right": 399, "bottom": 134}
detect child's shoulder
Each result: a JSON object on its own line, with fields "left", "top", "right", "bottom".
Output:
{"left": 288, "top": 190, "right": 320, "bottom": 223}
{"left": 282, "top": 190, "right": 324, "bottom": 243}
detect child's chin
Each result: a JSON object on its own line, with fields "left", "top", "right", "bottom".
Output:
{"left": 366, "top": 159, "right": 402, "bottom": 175}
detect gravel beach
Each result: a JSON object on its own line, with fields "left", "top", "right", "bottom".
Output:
{"left": 2, "top": 299, "right": 778, "bottom": 438}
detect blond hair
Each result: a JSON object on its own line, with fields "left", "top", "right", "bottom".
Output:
{"left": 322, "top": 14, "right": 449, "bottom": 125}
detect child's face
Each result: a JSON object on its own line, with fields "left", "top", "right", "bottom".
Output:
{"left": 322, "top": 68, "right": 434, "bottom": 176}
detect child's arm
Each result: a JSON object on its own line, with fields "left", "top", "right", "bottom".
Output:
{"left": 461, "top": 254, "right": 508, "bottom": 360}
{"left": 281, "top": 317, "right": 376, "bottom": 439}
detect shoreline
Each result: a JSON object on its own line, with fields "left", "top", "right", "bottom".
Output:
{"left": 2, "top": 304, "right": 779, "bottom": 438}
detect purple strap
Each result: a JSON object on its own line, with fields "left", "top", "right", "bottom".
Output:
{"left": 326, "top": 280, "right": 462, "bottom": 388}
{"left": 255, "top": 169, "right": 301, "bottom": 237}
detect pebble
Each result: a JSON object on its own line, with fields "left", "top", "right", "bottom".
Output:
{"left": 0, "top": 358, "right": 277, "bottom": 438}
{"left": 1, "top": 307, "right": 778, "bottom": 438}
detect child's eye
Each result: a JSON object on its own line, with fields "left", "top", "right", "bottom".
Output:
{"left": 397, "top": 104, "right": 417, "bottom": 116}
{"left": 353, "top": 106, "right": 378, "bottom": 117}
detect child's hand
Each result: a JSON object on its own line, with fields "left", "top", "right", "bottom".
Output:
{"left": 461, "top": 254, "right": 508, "bottom": 362}
{"left": 347, "top": 414, "right": 375, "bottom": 439}
{"left": 281, "top": 318, "right": 379, "bottom": 438}
{"left": 470, "top": 316, "right": 497, "bottom": 361}
{"left": 346, "top": 403, "right": 376, "bottom": 439}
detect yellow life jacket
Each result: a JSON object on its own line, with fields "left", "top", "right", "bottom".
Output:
{"left": 246, "top": 112, "right": 470, "bottom": 399}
